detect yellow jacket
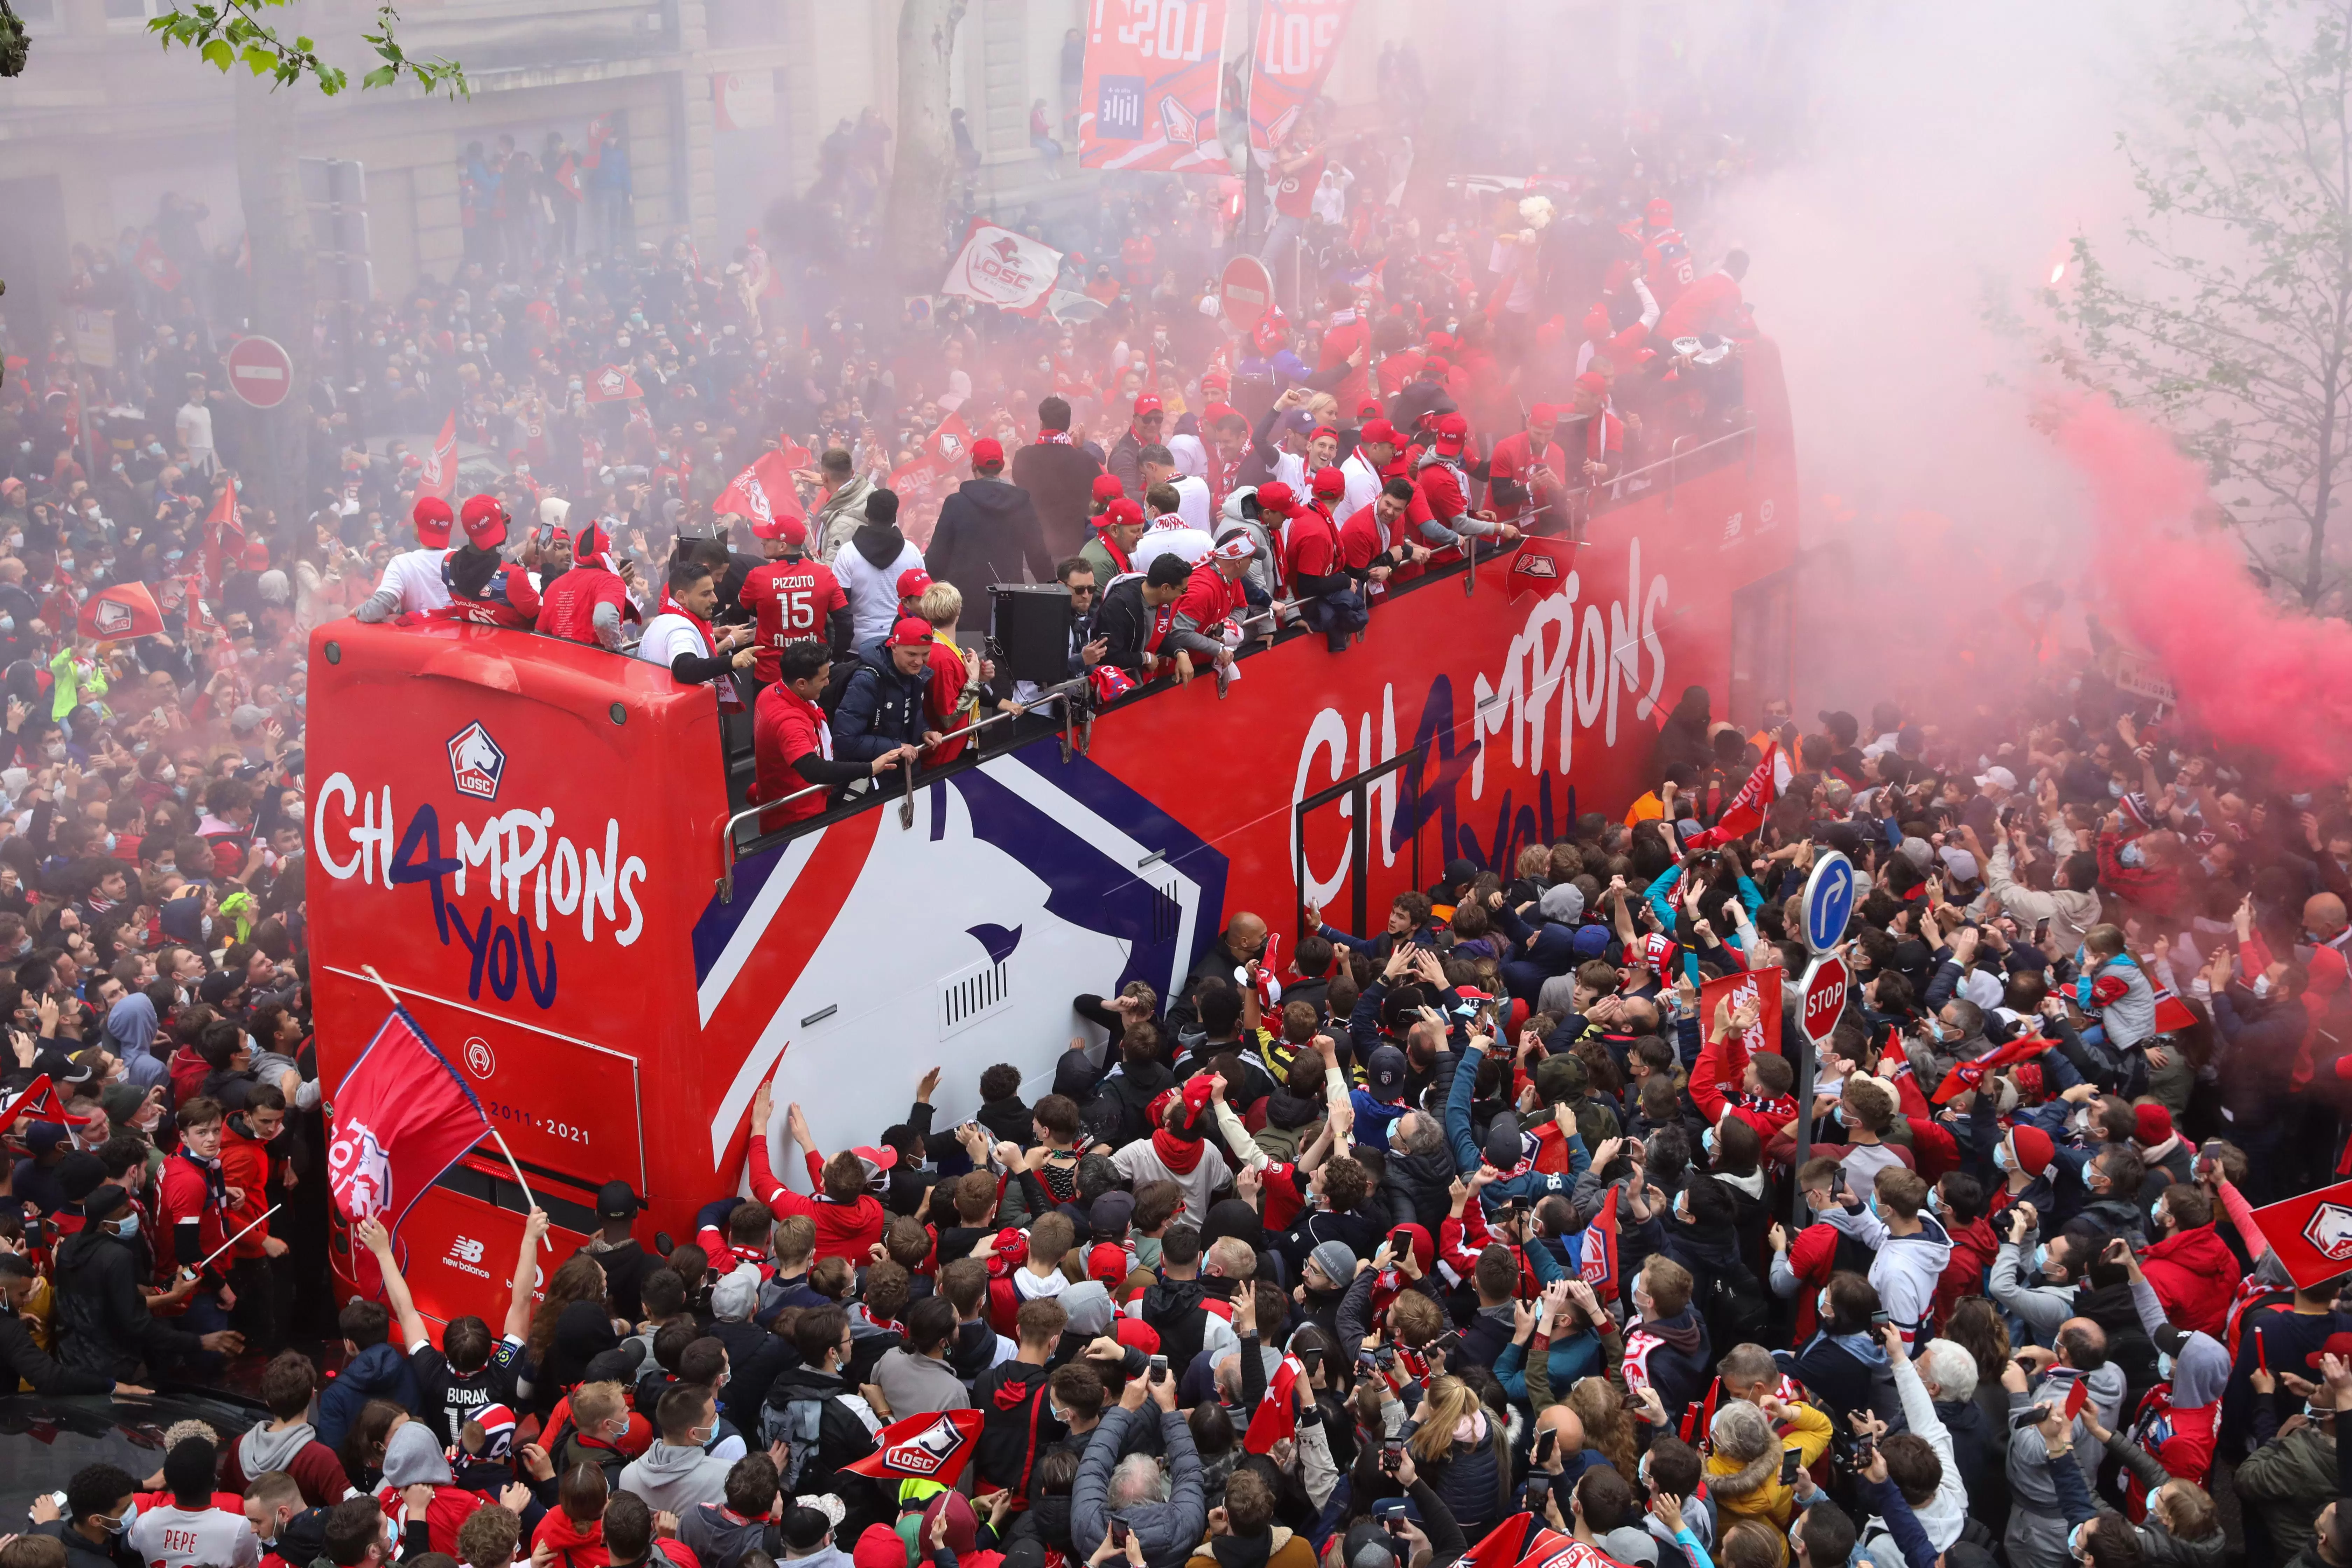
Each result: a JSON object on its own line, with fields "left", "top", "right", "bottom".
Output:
{"left": 1703, "top": 1401, "right": 1834, "bottom": 1528}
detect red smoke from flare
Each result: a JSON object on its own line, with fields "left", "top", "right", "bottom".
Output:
{"left": 2052, "top": 396, "right": 2352, "bottom": 783}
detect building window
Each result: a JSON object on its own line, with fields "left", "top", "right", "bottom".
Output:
{"left": 14, "top": 0, "right": 59, "bottom": 29}
{"left": 104, "top": 0, "right": 167, "bottom": 24}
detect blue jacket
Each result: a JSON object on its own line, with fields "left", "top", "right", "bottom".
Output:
{"left": 1445, "top": 1037, "right": 1586, "bottom": 1208}
{"left": 317, "top": 1340, "right": 421, "bottom": 1454}
{"left": 832, "top": 640, "right": 932, "bottom": 764}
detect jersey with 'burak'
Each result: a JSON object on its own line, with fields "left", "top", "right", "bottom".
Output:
{"left": 740, "top": 557, "right": 847, "bottom": 683}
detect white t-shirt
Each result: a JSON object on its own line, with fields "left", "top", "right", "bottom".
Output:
{"left": 374, "top": 548, "right": 453, "bottom": 614}
{"left": 131, "top": 1503, "right": 262, "bottom": 1568}
{"left": 1335, "top": 451, "right": 1384, "bottom": 529}
{"left": 175, "top": 400, "right": 215, "bottom": 456}
{"left": 1133, "top": 526, "right": 1214, "bottom": 574}
{"left": 1167, "top": 433, "right": 1209, "bottom": 478}
{"left": 637, "top": 611, "right": 712, "bottom": 671}
{"left": 1169, "top": 474, "right": 1213, "bottom": 533}
{"left": 834, "top": 538, "right": 925, "bottom": 648}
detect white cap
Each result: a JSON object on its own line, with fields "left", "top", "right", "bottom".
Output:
{"left": 1976, "top": 765, "right": 2017, "bottom": 792}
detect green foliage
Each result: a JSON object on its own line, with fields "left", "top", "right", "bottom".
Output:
{"left": 2045, "top": 0, "right": 2352, "bottom": 606}
{"left": 148, "top": 0, "right": 465, "bottom": 98}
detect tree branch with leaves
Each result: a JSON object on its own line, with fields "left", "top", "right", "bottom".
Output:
{"left": 147, "top": 0, "right": 464, "bottom": 97}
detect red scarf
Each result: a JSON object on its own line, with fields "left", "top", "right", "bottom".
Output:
{"left": 1151, "top": 1128, "right": 1206, "bottom": 1175}
{"left": 1035, "top": 428, "right": 1073, "bottom": 446}
{"left": 1096, "top": 528, "right": 1133, "bottom": 574}
{"left": 1208, "top": 451, "right": 1241, "bottom": 518}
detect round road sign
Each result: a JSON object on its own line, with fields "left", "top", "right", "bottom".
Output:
{"left": 1801, "top": 850, "right": 1856, "bottom": 953}
{"left": 1219, "top": 254, "right": 1274, "bottom": 334}
{"left": 224, "top": 335, "right": 293, "bottom": 410}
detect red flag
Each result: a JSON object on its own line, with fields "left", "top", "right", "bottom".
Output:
{"left": 1686, "top": 744, "right": 1791, "bottom": 849}
{"left": 203, "top": 478, "right": 244, "bottom": 596}
{"left": 1505, "top": 537, "right": 1578, "bottom": 602}
{"left": 1577, "top": 1185, "right": 1620, "bottom": 1297}
{"left": 586, "top": 364, "right": 645, "bottom": 404}
{"left": 134, "top": 237, "right": 181, "bottom": 293}
{"left": 77, "top": 582, "right": 166, "bottom": 642}
{"left": 1930, "top": 1035, "right": 2055, "bottom": 1104}
{"left": 327, "top": 1007, "right": 490, "bottom": 1229}
{"left": 2249, "top": 1177, "right": 2352, "bottom": 1291}
{"left": 923, "top": 411, "right": 975, "bottom": 468}
{"left": 716, "top": 451, "right": 802, "bottom": 528}
{"left": 777, "top": 439, "right": 814, "bottom": 472}
{"left": 417, "top": 410, "right": 460, "bottom": 501}
{"left": 2151, "top": 985, "right": 2199, "bottom": 1034}
{"left": 184, "top": 583, "right": 219, "bottom": 633}
{"left": 841, "top": 1409, "right": 984, "bottom": 1488}
{"left": 2, "top": 1075, "right": 88, "bottom": 1127}
{"left": 1244, "top": 1353, "right": 1304, "bottom": 1454}
{"left": 1700, "top": 965, "right": 1786, "bottom": 1072}
{"left": 1460, "top": 1518, "right": 1542, "bottom": 1568}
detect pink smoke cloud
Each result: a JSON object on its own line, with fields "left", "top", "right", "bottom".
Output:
{"left": 2053, "top": 396, "right": 2352, "bottom": 784}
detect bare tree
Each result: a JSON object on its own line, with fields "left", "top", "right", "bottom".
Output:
{"left": 881, "top": 0, "right": 968, "bottom": 287}
{"left": 2049, "top": 0, "right": 2352, "bottom": 607}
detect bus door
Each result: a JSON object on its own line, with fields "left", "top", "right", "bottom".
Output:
{"left": 1292, "top": 745, "right": 1428, "bottom": 945}
{"left": 1728, "top": 569, "right": 1793, "bottom": 730}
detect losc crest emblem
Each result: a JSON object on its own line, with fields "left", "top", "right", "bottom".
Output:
{"left": 879, "top": 1412, "right": 971, "bottom": 1478}
{"left": 447, "top": 721, "right": 506, "bottom": 802}
{"left": 2304, "top": 1202, "right": 2352, "bottom": 1262}
{"left": 90, "top": 597, "right": 133, "bottom": 637}
{"left": 326, "top": 1115, "right": 394, "bottom": 1219}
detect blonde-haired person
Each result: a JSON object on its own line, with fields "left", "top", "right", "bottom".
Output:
{"left": 1408, "top": 1375, "right": 1510, "bottom": 1541}
{"left": 913, "top": 579, "right": 988, "bottom": 764}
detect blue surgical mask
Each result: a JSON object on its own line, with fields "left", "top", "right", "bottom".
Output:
{"left": 2033, "top": 1242, "right": 2053, "bottom": 1278}
{"left": 2120, "top": 842, "right": 2147, "bottom": 868}
{"left": 1994, "top": 1141, "right": 2012, "bottom": 1171}
{"left": 1702, "top": 1127, "right": 1718, "bottom": 1158}
{"left": 108, "top": 1212, "right": 140, "bottom": 1239}
{"left": 2157, "top": 1351, "right": 2174, "bottom": 1382}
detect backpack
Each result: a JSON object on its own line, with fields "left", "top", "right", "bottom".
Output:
{"left": 758, "top": 1396, "right": 825, "bottom": 1490}
{"left": 1703, "top": 1260, "right": 1771, "bottom": 1351}
{"left": 817, "top": 657, "right": 862, "bottom": 720}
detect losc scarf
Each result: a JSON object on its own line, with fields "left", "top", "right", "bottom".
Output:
{"left": 1035, "top": 428, "right": 1074, "bottom": 446}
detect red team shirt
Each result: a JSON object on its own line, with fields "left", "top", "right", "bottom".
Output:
{"left": 1283, "top": 506, "right": 1342, "bottom": 581}
{"left": 740, "top": 558, "right": 848, "bottom": 684}
{"left": 1487, "top": 431, "right": 1568, "bottom": 526}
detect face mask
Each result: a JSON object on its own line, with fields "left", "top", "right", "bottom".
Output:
{"left": 101, "top": 832, "right": 115, "bottom": 853}
{"left": 1926, "top": 1187, "right": 1943, "bottom": 1214}
{"left": 1701, "top": 1127, "right": 1717, "bottom": 1158}
{"left": 43, "top": 743, "right": 65, "bottom": 761}
{"left": 108, "top": 1212, "right": 140, "bottom": 1239}
{"left": 2034, "top": 1242, "right": 2054, "bottom": 1279}
{"left": 1994, "top": 1141, "right": 2012, "bottom": 1171}
{"left": 2120, "top": 842, "right": 2146, "bottom": 868}
{"left": 2109, "top": 782, "right": 2127, "bottom": 799}
{"left": 56, "top": 556, "right": 73, "bottom": 573}
{"left": 2253, "top": 974, "right": 2274, "bottom": 999}
{"left": 159, "top": 765, "right": 175, "bottom": 783}
{"left": 95, "top": 1515, "right": 127, "bottom": 1536}
{"left": 2157, "top": 1351, "right": 2174, "bottom": 1382}
{"left": 1825, "top": 1104, "right": 1843, "bottom": 1128}
{"left": 2069, "top": 1525, "right": 2088, "bottom": 1562}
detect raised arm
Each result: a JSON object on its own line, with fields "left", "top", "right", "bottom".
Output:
{"left": 357, "top": 1215, "right": 432, "bottom": 1351}
{"left": 504, "top": 1209, "right": 552, "bottom": 1339}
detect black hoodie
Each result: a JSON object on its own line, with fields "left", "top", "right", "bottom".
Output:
{"left": 926, "top": 478, "right": 1051, "bottom": 637}
{"left": 850, "top": 520, "right": 910, "bottom": 572}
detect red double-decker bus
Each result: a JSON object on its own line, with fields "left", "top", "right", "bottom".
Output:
{"left": 306, "top": 343, "right": 1800, "bottom": 1321}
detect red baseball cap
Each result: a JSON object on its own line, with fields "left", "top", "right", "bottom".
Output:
{"left": 1102, "top": 497, "right": 1145, "bottom": 530}
{"left": 1358, "top": 398, "right": 1383, "bottom": 418}
{"left": 412, "top": 496, "right": 455, "bottom": 548}
{"left": 1092, "top": 474, "right": 1127, "bottom": 504}
{"left": 1086, "top": 1243, "right": 1130, "bottom": 1288}
{"left": 1529, "top": 404, "right": 1559, "bottom": 425}
{"left": 884, "top": 616, "right": 934, "bottom": 649}
{"left": 458, "top": 494, "right": 509, "bottom": 549}
{"left": 1646, "top": 197, "right": 1674, "bottom": 226}
{"left": 1584, "top": 307, "right": 1613, "bottom": 338}
{"left": 897, "top": 567, "right": 935, "bottom": 600}
{"left": 1434, "top": 413, "right": 1470, "bottom": 455}
{"left": 1309, "top": 425, "right": 1340, "bottom": 446}
{"left": 2309, "top": 1331, "right": 2352, "bottom": 1369}
{"left": 971, "top": 436, "right": 1004, "bottom": 466}
{"left": 1133, "top": 394, "right": 1164, "bottom": 416}
{"left": 240, "top": 538, "right": 272, "bottom": 570}
{"left": 750, "top": 512, "right": 807, "bottom": 545}
{"left": 1114, "top": 1317, "right": 1162, "bottom": 1353}
{"left": 1311, "top": 466, "right": 1346, "bottom": 499}
{"left": 1576, "top": 371, "right": 1610, "bottom": 395}
{"left": 1361, "top": 420, "right": 1399, "bottom": 446}
{"left": 1254, "top": 481, "right": 1297, "bottom": 516}
{"left": 850, "top": 1143, "right": 900, "bottom": 1176}
{"left": 1422, "top": 355, "right": 1451, "bottom": 376}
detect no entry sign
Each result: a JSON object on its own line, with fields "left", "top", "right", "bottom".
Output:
{"left": 225, "top": 335, "right": 293, "bottom": 410}
{"left": 1220, "top": 254, "right": 1273, "bottom": 334}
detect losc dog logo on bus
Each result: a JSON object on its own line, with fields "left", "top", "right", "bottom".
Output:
{"left": 880, "top": 1412, "right": 971, "bottom": 1477}
{"left": 447, "top": 722, "right": 506, "bottom": 802}
{"left": 2304, "top": 1202, "right": 2352, "bottom": 1262}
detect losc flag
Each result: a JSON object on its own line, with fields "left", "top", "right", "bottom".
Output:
{"left": 327, "top": 1007, "right": 490, "bottom": 1230}
{"left": 203, "top": 476, "right": 244, "bottom": 596}
{"left": 1505, "top": 536, "right": 1577, "bottom": 603}
{"left": 1244, "top": 1353, "right": 1305, "bottom": 1454}
{"left": 1686, "top": 744, "right": 1792, "bottom": 850}
{"left": 942, "top": 220, "right": 1064, "bottom": 315}
{"left": 843, "top": 1408, "right": 984, "bottom": 1488}
{"left": 2250, "top": 1177, "right": 2352, "bottom": 1291}
{"left": 1700, "top": 964, "right": 1786, "bottom": 1073}
{"left": 716, "top": 451, "right": 801, "bottom": 528}
{"left": 77, "top": 582, "right": 166, "bottom": 642}
{"left": 417, "top": 410, "right": 460, "bottom": 500}
{"left": 1576, "top": 1185, "right": 1620, "bottom": 1298}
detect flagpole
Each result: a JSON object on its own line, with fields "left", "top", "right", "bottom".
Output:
{"left": 196, "top": 1204, "right": 283, "bottom": 1272}
{"left": 362, "top": 965, "right": 550, "bottom": 1252}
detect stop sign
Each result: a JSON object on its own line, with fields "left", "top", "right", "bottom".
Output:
{"left": 1220, "top": 254, "right": 1273, "bottom": 335}
{"left": 1802, "top": 953, "right": 1850, "bottom": 1046}
{"left": 224, "top": 335, "right": 293, "bottom": 409}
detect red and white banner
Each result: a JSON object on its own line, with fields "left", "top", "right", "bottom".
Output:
{"left": 1078, "top": 0, "right": 1231, "bottom": 172}
{"left": 417, "top": 410, "right": 460, "bottom": 501}
{"left": 1505, "top": 537, "right": 1578, "bottom": 603}
{"left": 941, "top": 220, "right": 1064, "bottom": 314}
{"left": 842, "top": 1409, "right": 984, "bottom": 1487}
{"left": 716, "top": 452, "right": 802, "bottom": 527}
{"left": 327, "top": 1007, "right": 490, "bottom": 1229}
{"left": 586, "top": 364, "right": 645, "bottom": 404}
{"left": 1244, "top": 1352, "right": 1305, "bottom": 1453}
{"left": 1247, "top": 0, "right": 1353, "bottom": 150}
{"left": 203, "top": 477, "right": 243, "bottom": 597}
{"left": 1701, "top": 965, "right": 1786, "bottom": 1070}
{"left": 77, "top": 582, "right": 166, "bottom": 642}
{"left": 134, "top": 237, "right": 181, "bottom": 294}
{"left": 2249, "top": 1177, "right": 2352, "bottom": 1291}
{"left": 1930, "top": 1035, "right": 2055, "bottom": 1105}
{"left": 1, "top": 1074, "right": 87, "bottom": 1128}
{"left": 1687, "top": 744, "right": 1792, "bottom": 849}
{"left": 1577, "top": 1184, "right": 1619, "bottom": 1298}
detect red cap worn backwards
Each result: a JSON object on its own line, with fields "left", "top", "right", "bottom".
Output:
{"left": 1434, "top": 413, "right": 1471, "bottom": 455}
{"left": 1311, "top": 467, "right": 1346, "bottom": 500}
{"left": 412, "top": 496, "right": 455, "bottom": 548}
{"left": 1421, "top": 356, "right": 1451, "bottom": 377}
{"left": 971, "top": 436, "right": 1004, "bottom": 466}
{"left": 1530, "top": 404, "right": 1559, "bottom": 425}
{"left": 897, "top": 567, "right": 935, "bottom": 601}
{"left": 458, "top": 494, "right": 510, "bottom": 549}
{"left": 884, "top": 616, "right": 935, "bottom": 649}
{"left": 1092, "top": 473, "right": 1128, "bottom": 504}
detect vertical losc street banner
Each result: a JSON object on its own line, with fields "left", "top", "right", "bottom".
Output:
{"left": 1079, "top": 0, "right": 1232, "bottom": 172}
{"left": 1247, "top": 0, "right": 1353, "bottom": 149}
